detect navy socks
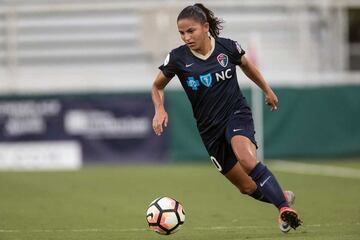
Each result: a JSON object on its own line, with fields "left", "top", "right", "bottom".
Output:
{"left": 250, "top": 187, "right": 271, "bottom": 203}
{"left": 249, "top": 162, "right": 288, "bottom": 209}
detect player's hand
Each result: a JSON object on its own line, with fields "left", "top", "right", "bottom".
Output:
{"left": 265, "top": 89, "right": 278, "bottom": 111}
{"left": 152, "top": 107, "right": 168, "bottom": 136}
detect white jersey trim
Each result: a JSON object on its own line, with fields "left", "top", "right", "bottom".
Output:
{"left": 190, "top": 36, "right": 216, "bottom": 61}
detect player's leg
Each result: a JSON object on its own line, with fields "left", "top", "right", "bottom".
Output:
{"left": 230, "top": 135, "right": 302, "bottom": 229}
{"left": 224, "top": 111, "right": 288, "bottom": 208}
{"left": 230, "top": 135, "right": 288, "bottom": 208}
{"left": 226, "top": 161, "right": 297, "bottom": 232}
{"left": 224, "top": 161, "right": 271, "bottom": 203}
{"left": 209, "top": 139, "right": 270, "bottom": 203}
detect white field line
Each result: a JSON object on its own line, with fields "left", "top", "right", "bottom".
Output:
{"left": 0, "top": 222, "right": 359, "bottom": 233}
{"left": 195, "top": 222, "right": 360, "bottom": 230}
{"left": 270, "top": 160, "right": 360, "bottom": 179}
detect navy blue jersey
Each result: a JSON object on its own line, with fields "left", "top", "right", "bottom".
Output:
{"left": 159, "top": 37, "right": 252, "bottom": 147}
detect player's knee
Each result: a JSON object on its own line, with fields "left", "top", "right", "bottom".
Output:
{"left": 237, "top": 156, "right": 257, "bottom": 173}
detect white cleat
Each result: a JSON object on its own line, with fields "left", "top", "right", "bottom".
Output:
{"left": 278, "top": 190, "right": 295, "bottom": 233}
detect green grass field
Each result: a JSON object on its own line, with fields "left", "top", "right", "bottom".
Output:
{"left": 0, "top": 160, "right": 359, "bottom": 240}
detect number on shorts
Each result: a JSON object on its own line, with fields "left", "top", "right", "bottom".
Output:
{"left": 210, "top": 156, "right": 222, "bottom": 172}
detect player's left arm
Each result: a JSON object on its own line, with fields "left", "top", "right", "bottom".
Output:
{"left": 238, "top": 55, "right": 278, "bottom": 111}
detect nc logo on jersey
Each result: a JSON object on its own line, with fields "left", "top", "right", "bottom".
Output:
{"left": 187, "top": 77, "right": 200, "bottom": 90}
{"left": 217, "top": 53, "right": 228, "bottom": 68}
{"left": 200, "top": 73, "right": 212, "bottom": 87}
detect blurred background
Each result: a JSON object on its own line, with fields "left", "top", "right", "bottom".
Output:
{"left": 0, "top": 0, "right": 359, "bottom": 170}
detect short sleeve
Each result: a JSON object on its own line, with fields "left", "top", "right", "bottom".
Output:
{"left": 230, "top": 40, "right": 246, "bottom": 62}
{"left": 158, "top": 51, "right": 177, "bottom": 79}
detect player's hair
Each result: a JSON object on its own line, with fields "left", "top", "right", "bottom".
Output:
{"left": 177, "top": 3, "right": 224, "bottom": 38}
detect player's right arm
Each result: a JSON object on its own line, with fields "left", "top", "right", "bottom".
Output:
{"left": 151, "top": 71, "right": 171, "bottom": 136}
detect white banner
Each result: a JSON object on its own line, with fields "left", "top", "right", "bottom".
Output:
{"left": 0, "top": 141, "right": 82, "bottom": 171}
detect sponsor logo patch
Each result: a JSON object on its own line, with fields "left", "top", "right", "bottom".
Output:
{"left": 186, "top": 77, "right": 200, "bottom": 90}
{"left": 199, "top": 73, "right": 212, "bottom": 87}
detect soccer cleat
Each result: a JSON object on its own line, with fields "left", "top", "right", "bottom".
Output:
{"left": 279, "top": 207, "right": 302, "bottom": 230}
{"left": 278, "top": 217, "right": 291, "bottom": 233}
{"left": 278, "top": 191, "right": 296, "bottom": 233}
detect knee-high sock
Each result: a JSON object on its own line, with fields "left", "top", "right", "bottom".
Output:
{"left": 249, "top": 162, "right": 288, "bottom": 209}
{"left": 250, "top": 186, "right": 271, "bottom": 203}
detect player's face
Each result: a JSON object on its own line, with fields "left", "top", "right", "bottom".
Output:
{"left": 177, "top": 18, "right": 209, "bottom": 51}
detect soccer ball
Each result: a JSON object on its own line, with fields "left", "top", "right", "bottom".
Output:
{"left": 146, "top": 196, "right": 185, "bottom": 235}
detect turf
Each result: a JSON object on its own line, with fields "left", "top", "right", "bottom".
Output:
{"left": 0, "top": 160, "right": 359, "bottom": 240}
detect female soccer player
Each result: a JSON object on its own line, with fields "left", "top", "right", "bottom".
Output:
{"left": 151, "top": 3, "right": 302, "bottom": 232}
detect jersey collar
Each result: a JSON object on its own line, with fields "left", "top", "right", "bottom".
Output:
{"left": 190, "top": 36, "right": 215, "bottom": 60}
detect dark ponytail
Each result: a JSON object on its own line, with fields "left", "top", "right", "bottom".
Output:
{"left": 177, "top": 3, "right": 224, "bottom": 38}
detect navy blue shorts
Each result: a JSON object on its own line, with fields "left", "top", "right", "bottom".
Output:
{"left": 208, "top": 111, "right": 258, "bottom": 175}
